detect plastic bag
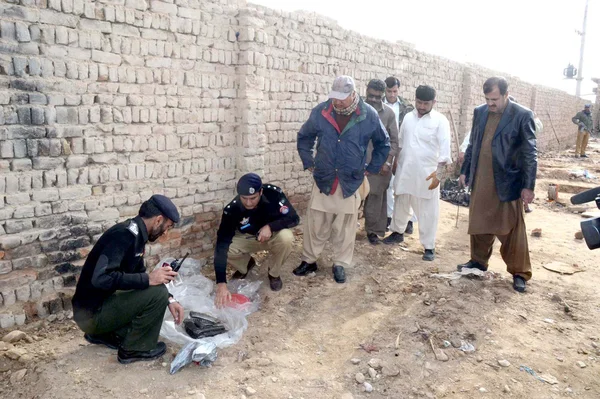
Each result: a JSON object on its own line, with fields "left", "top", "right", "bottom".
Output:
{"left": 158, "top": 257, "right": 261, "bottom": 348}
{"left": 170, "top": 341, "right": 217, "bottom": 375}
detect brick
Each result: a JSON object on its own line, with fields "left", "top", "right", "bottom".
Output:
{"left": 56, "top": 107, "right": 79, "bottom": 124}
{"left": 0, "top": 4, "right": 40, "bottom": 23}
{"left": 0, "top": 236, "right": 21, "bottom": 250}
{"left": 5, "top": 220, "right": 32, "bottom": 234}
{"left": 0, "top": 314, "right": 15, "bottom": 329}
{"left": 0, "top": 260, "right": 11, "bottom": 274}
{"left": 12, "top": 255, "right": 48, "bottom": 270}
{"left": 7, "top": 126, "right": 45, "bottom": 139}
{"left": 15, "top": 22, "right": 30, "bottom": 42}
{"left": 150, "top": 0, "right": 177, "bottom": 15}
{"left": 88, "top": 207, "right": 119, "bottom": 221}
{"left": 66, "top": 155, "right": 88, "bottom": 168}
{"left": 91, "top": 49, "right": 122, "bottom": 65}
{"left": 1, "top": 21, "right": 16, "bottom": 40}
{"left": 40, "top": 10, "right": 77, "bottom": 27}
{"left": 5, "top": 193, "right": 30, "bottom": 205}
{"left": 79, "top": 19, "right": 112, "bottom": 33}
{"left": 11, "top": 159, "right": 32, "bottom": 172}
{"left": 33, "top": 157, "right": 64, "bottom": 170}
{"left": 32, "top": 188, "right": 59, "bottom": 202}
{"left": 112, "top": 23, "right": 140, "bottom": 37}
{"left": 0, "top": 141, "right": 13, "bottom": 158}
{"left": 59, "top": 186, "right": 91, "bottom": 200}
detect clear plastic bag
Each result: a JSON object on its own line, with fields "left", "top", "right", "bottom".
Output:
{"left": 158, "top": 257, "right": 261, "bottom": 348}
{"left": 169, "top": 341, "right": 218, "bottom": 375}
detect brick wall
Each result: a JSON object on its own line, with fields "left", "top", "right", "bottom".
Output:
{"left": 0, "top": 0, "right": 592, "bottom": 326}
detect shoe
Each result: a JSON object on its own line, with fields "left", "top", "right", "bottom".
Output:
{"left": 405, "top": 221, "right": 414, "bottom": 235}
{"left": 84, "top": 333, "right": 121, "bottom": 350}
{"left": 117, "top": 341, "right": 167, "bottom": 364}
{"left": 268, "top": 274, "right": 283, "bottom": 291}
{"left": 513, "top": 276, "right": 526, "bottom": 292}
{"left": 456, "top": 260, "right": 488, "bottom": 272}
{"left": 422, "top": 249, "right": 435, "bottom": 261}
{"left": 231, "top": 257, "right": 256, "bottom": 279}
{"left": 367, "top": 233, "right": 381, "bottom": 245}
{"left": 386, "top": 217, "right": 392, "bottom": 231}
{"left": 293, "top": 261, "right": 318, "bottom": 276}
{"left": 383, "top": 232, "right": 404, "bottom": 245}
{"left": 332, "top": 265, "right": 346, "bottom": 283}
{"left": 581, "top": 154, "right": 589, "bottom": 158}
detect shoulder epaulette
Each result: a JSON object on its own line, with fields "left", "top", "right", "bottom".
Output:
{"left": 263, "top": 184, "right": 283, "bottom": 193}
{"left": 126, "top": 220, "right": 139, "bottom": 236}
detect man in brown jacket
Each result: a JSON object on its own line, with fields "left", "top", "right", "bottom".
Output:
{"left": 364, "top": 79, "right": 399, "bottom": 245}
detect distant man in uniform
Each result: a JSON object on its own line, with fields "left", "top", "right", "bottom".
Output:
{"left": 295, "top": 75, "right": 390, "bottom": 283}
{"left": 384, "top": 85, "right": 452, "bottom": 262}
{"left": 363, "top": 79, "right": 399, "bottom": 245}
{"left": 383, "top": 76, "right": 415, "bottom": 234}
{"left": 459, "top": 77, "right": 537, "bottom": 292}
{"left": 572, "top": 104, "right": 593, "bottom": 158}
{"left": 214, "top": 173, "right": 299, "bottom": 307}
{"left": 72, "top": 195, "right": 184, "bottom": 364}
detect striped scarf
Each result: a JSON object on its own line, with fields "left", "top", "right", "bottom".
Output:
{"left": 333, "top": 92, "right": 359, "bottom": 116}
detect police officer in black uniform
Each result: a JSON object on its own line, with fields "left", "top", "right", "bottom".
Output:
{"left": 214, "top": 173, "right": 299, "bottom": 306}
{"left": 72, "top": 195, "right": 185, "bottom": 364}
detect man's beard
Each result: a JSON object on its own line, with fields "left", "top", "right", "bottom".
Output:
{"left": 148, "top": 222, "right": 168, "bottom": 242}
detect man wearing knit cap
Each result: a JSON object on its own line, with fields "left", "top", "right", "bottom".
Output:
{"left": 214, "top": 173, "right": 299, "bottom": 307}
{"left": 72, "top": 194, "right": 184, "bottom": 364}
{"left": 296, "top": 75, "right": 390, "bottom": 283}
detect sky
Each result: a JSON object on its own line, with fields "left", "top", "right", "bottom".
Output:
{"left": 251, "top": 0, "right": 599, "bottom": 102}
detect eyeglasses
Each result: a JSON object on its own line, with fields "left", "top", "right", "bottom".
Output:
{"left": 366, "top": 94, "right": 382, "bottom": 100}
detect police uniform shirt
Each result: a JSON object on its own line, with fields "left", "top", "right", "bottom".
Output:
{"left": 214, "top": 184, "right": 300, "bottom": 283}
{"left": 72, "top": 216, "right": 150, "bottom": 314}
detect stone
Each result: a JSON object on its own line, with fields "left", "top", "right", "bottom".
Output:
{"left": 139, "top": 388, "right": 148, "bottom": 394}
{"left": 503, "top": 385, "right": 511, "bottom": 393}
{"left": 244, "top": 387, "right": 256, "bottom": 396}
{"left": 382, "top": 364, "right": 400, "bottom": 377}
{"left": 575, "top": 231, "right": 584, "bottom": 240}
{"left": 531, "top": 228, "right": 542, "bottom": 237}
{"left": 498, "top": 359, "right": 511, "bottom": 367}
{"left": 355, "top": 372, "right": 365, "bottom": 384}
{"left": 479, "top": 387, "right": 487, "bottom": 393}
{"left": 10, "top": 368, "right": 26, "bottom": 384}
{"left": 2, "top": 330, "right": 26, "bottom": 343}
{"left": 434, "top": 349, "right": 449, "bottom": 362}
{"left": 577, "top": 361, "right": 587, "bottom": 368}
{"left": 367, "top": 358, "right": 382, "bottom": 369}
{"left": 368, "top": 367, "right": 377, "bottom": 379}
{"left": 0, "top": 341, "right": 11, "bottom": 351}
{"left": 5, "top": 347, "right": 27, "bottom": 360}
{"left": 350, "top": 358, "right": 361, "bottom": 365}
{"left": 363, "top": 382, "right": 373, "bottom": 393}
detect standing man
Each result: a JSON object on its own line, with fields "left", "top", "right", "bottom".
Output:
{"left": 363, "top": 79, "right": 399, "bottom": 245}
{"left": 459, "top": 77, "right": 537, "bottom": 293}
{"left": 383, "top": 85, "right": 452, "bottom": 262}
{"left": 383, "top": 76, "right": 415, "bottom": 234}
{"left": 572, "top": 104, "right": 593, "bottom": 158}
{"left": 72, "top": 195, "right": 185, "bottom": 364}
{"left": 213, "top": 173, "right": 299, "bottom": 307}
{"left": 295, "top": 75, "right": 390, "bottom": 283}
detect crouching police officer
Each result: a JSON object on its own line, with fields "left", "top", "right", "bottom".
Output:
{"left": 214, "top": 173, "right": 299, "bottom": 307}
{"left": 72, "top": 195, "right": 185, "bottom": 364}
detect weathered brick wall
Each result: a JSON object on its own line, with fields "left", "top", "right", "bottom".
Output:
{"left": 0, "top": 0, "right": 590, "bottom": 327}
{"left": 0, "top": 0, "right": 244, "bottom": 327}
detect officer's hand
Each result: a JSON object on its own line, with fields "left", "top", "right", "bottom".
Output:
{"left": 168, "top": 301, "right": 184, "bottom": 325}
{"left": 426, "top": 171, "right": 440, "bottom": 190}
{"left": 215, "top": 283, "right": 231, "bottom": 309}
{"left": 380, "top": 163, "right": 391, "bottom": 176}
{"left": 459, "top": 174, "right": 468, "bottom": 188}
{"left": 257, "top": 225, "right": 272, "bottom": 243}
{"left": 149, "top": 266, "right": 177, "bottom": 286}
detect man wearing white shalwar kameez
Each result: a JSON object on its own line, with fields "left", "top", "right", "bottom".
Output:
{"left": 384, "top": 85, "right": 452, "bottom": 261}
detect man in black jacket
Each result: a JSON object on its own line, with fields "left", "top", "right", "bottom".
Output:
{"left": 72, "top": 195, "right": 185, "bottom": 364}
{"left": 214, "top": 173, "right": 299, "bottom": 307}
{"left": 459, "top": 77, "right": 537, "bottom": 292}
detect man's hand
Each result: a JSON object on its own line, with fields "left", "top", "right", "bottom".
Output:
{"left": 257, "top": 224, "right": 272, "bottom": 243}
{"left": 392, "top": 160, "right": 398, "bottom": 175}
{"left": 380, "top": 163, "right": 391, "bottom": 176}
{"left": 307, "top": 167, "right": 314, "bottom": 173}
{"left": 521, "top": 188, "right": 535, "bottom": 204}
{"left": 214, "top": 283, "right": 231, "bottom": 309}
{"left": 149, "top": 266, "right": 177, "bottom": 286}
{"left": 459, "top": 174, "right": 468, "bottom": 188}
{"left": 168, "top": 301, "right": 184, "bottom": 325}
{"left": 426, "top": 171, "right": 440, "bottom": 190}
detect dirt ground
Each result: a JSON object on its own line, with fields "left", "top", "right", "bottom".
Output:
{"left": 1, "top": 141, "right": 600, "bottom": 399}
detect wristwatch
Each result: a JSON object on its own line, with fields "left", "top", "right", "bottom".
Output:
{"left": 168, "top": 297, "right": 178, "bottom": 305}
{"left": 385, "top": 161, "right": 392, "bottom": 166}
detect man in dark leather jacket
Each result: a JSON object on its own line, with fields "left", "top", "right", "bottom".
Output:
{"left": 458, "top": 77, "right": 537, "bottom": 292}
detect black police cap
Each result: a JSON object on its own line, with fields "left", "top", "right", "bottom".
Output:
{"left": 237, "top": 173, "right": 262, "bottom": 196}
{"left": 149, "top": 194, "right": 180, "bottom": 223}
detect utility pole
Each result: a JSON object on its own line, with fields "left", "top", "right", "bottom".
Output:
{"left": 576, "top": 0, "right": 589, "bottom": 97}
